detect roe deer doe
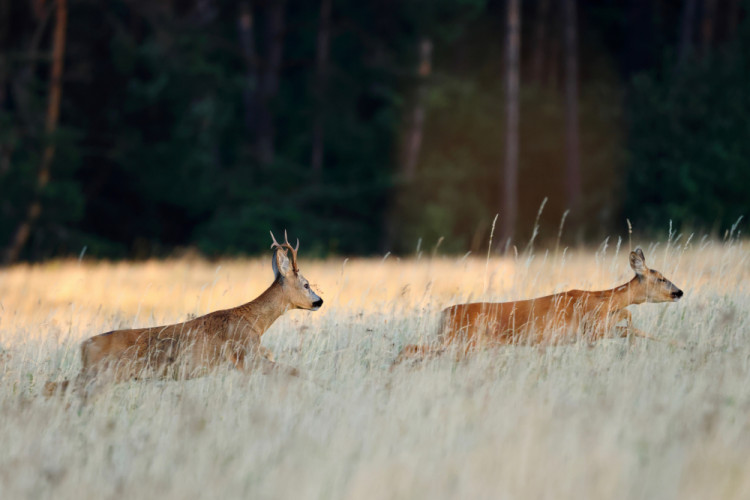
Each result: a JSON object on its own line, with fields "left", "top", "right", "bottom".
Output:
{"left": 395, "top": 248, "right": 683, "bottom": 364}
{"left": 44, "top": 231, "right": 323, "bottom": 397}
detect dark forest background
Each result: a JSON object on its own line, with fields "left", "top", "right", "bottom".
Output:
{"left": 0, "top": 0, "right": 748, "bottom": 261}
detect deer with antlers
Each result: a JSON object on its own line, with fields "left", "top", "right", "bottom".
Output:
{"left": 394, "top": 248, "right": 683, "bottom": 365}
{"left": 44, "top": 231, "right": 323, "bottom": 397}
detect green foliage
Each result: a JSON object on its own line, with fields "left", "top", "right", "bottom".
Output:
{"left": 391, "top": 48, "right": 623, "bottom": 252}
{"left": 625, "top": 31, "right": 750, "bottom": 233}
{"left": 1, "top": 0, "right": 747, "bottom": 261}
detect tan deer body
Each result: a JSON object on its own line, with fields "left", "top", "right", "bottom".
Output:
{"left": 395, "top": 249, "right": 683, "bottom": 364}
{"left": 44, "top": 232, "right": 323, "bottom": 396}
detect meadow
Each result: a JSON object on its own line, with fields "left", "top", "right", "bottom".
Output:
{"left": 0, "top": 236, "right": 749, "bottom": 499}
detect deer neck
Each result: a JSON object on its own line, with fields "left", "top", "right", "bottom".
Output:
{"left": 601, "top": 276, "right": 644, "bottom": 310}
{"left": 236, "top": 280, "right": 291, "bottom": 336}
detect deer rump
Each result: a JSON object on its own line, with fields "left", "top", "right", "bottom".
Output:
{"left": 81, "top": 320, "right": 255, "bottom": 381}
{"left": 47, "top": 314, "right": 266, "bottom": 396}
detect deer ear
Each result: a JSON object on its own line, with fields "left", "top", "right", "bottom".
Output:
{"left": 635, "top": 247, "right": 645, "bottom": 263}
{"left": 630, "top": 249, "right": 647, "bottom": 276}
{"left": 272, "top": 248, "right": 292, "bottom": 279}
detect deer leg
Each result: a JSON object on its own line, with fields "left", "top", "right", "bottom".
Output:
{"left": 258, "top": 357, "right": 300, "bottom": 377}
{"left": 75, "top": 362, "right": 124, "bottom": 405}
{"left": 608, "top": 309, "right": 643, "bottom": 338}
{"left": 609, "top": 310, "right": 684, "bottom": 348}
{"left": 229, "top": 348, "right": 299, "bottom": 377}
{"left": 42, "top": 379, "right": 71, "bottom": 398}
{"left": 611, "top": 309, "right": 654, "bottom": 340}
{"left": 608, "top": 309, "right": 635, "bottom": 341}
{"left": 254, "top": 345, "right": 299, "bottom": 377}
{"left": 579, "top": 314, "right": 605, "bottom": 345}
{"left": 258, "top": 345, "right": 275, "bottom": 362}
{"left": 586, "top": 311, "right": 639, "bottom": 344}
{"left": 44, "top": 367, "right": 100, "bottom": 407}
{"left": 392, "top": 343, "right": 446, "bottom": 368}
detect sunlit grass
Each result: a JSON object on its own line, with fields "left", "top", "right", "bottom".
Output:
{"left": 0, "top": 237, "right": 749, "bottom": 499}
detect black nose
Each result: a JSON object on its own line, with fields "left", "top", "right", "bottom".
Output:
{"left": 673, "top": 290, "right": 683, "bottom": 298}
{"left": 313, "top": 299, "right": 324, "bottom": 308}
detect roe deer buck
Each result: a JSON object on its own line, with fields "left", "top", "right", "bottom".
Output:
{"left": 44, "top": 231, "right": 323, "bottom": 397}
{"left": 394, "top": 248, "right": 683, "bottom": 364}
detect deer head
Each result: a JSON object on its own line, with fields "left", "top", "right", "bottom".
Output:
{"left": 629, "top": 248, "right": 683, "bottom": 303}
{"left": 270, "top": 231, "right": 324, "bottom": 311}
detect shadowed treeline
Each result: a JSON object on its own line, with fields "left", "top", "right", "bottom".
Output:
{"left": 0, "top": 0, "right": 748, "bottom": 261}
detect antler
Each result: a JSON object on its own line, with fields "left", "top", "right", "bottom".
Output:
{"left": 269, "top": 230, "right": 300, "bottom": 273}
{"left": 283, "top": 230, "right": 300, "bottom": 273}
{"left": 269, "top": 231, "right": 281, "bottom": 249}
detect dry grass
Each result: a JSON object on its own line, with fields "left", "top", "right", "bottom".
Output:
{"left": 1, "top": 238, "right": 749, "bottom": 499}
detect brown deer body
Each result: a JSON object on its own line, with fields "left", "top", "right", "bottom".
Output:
{"left": 44, "top": 232, "right": 323, "bottom": 397}
{"left": 395, "top": 249, "right": 683, "bottom": 364}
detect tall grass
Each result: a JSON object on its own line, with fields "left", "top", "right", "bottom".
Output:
{"left": 0, "top": 238, "right": 749, "bottom": 499}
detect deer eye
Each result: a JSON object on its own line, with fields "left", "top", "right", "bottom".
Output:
{"left": 304, "top": 283, "right": 310, "bottom": 289}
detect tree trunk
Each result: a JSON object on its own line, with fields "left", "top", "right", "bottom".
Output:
{"left": 700, "top": 0, "right": 718, "bottom": 55}
{"left": 4, "top": 0, "right": 67, "bottom": 264}
{"left": 381, "top": 36, "right": 433, "bottom": 251}
{"left": 546, "top": 1, "right": 561, "bottom": 90}
{"left": 678, "top": 0, "right": 698, "bottom": 67}
{"left": 532, "top": 0, "right": 549, "bottom": 84}
{"left": 501, "top": 0, "right": 521, "bottom": 244}
{"left": 0, "top": 0, "right": 9, "bottom": 108}
{"left": 0, "top": 0, "right": 10, "bottom": 177}
{"left": 238, "top": 2, "right": 259, "bottom": 132}
{"left": 563, "top": 0, "right": 581, "bottom": 218}
{"left": 727, "top": 0, "right": 741, "bottom": 39}
{"left": 311, "top": 0, "right": 332, "bottom": 178}
{"left": 403, "top": 37, "right": 432, "bottom": 181}
{"left": 256, "top": 0, "right": 286, "bottom": 168}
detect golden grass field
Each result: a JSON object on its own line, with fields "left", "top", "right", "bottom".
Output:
{"left": 1, "top": 237, "right": 749, "bottom": 499}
